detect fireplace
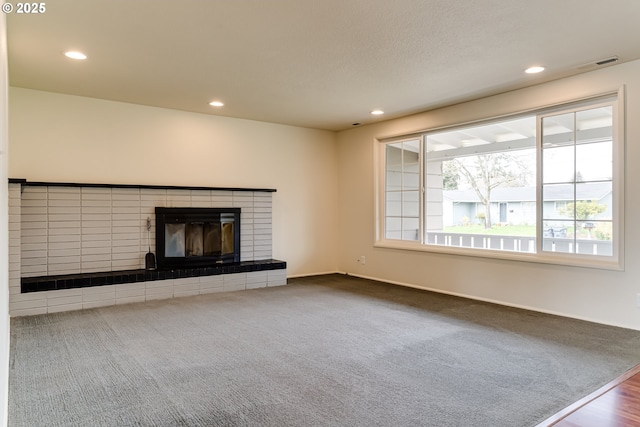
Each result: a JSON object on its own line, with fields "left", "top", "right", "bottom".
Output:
{"left": 155, "top": 207, "right": 241, "bottom": 269}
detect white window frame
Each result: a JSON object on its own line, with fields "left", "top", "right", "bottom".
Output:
{"left": 375, "top": 89, "right": 625, "bottom": 270}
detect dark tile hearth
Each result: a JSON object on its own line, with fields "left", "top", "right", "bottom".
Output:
{"left": 21, "top": 260, "right": 287, "bottom": 293}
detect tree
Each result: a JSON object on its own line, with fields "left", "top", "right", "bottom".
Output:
{"left": 558, "top": 200, "right": 606, "bottom": 239}
{"left": 558, "top": 200, "right": 606, "bottom": 220}
{"left": 442, "top": 160, "right": 460, "bottom": 190}
{"left": 448, "top": 152, "right": 531, "bottom": 229}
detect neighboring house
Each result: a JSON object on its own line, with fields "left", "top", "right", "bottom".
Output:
{"left": 443, "top": 182, "right": 612, "bottom": 227}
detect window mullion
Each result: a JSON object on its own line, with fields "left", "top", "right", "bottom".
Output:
{"left": 419, "top": 136, "right": 425, "bottom": 244}
{"left": 536, "top": 114, "right": 543, "bottom": 254}
{"left": 572, "top": 112, "right": 578, "bottom": 253}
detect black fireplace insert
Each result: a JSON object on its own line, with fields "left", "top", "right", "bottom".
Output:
{"left": 155, "top": 207, "right": 241, "bottom": 269}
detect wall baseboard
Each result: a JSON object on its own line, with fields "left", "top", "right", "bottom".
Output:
{"left": 287, "top": 270, "right": 341, "bottom": 279}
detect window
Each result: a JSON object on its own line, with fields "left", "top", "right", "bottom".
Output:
{"left": 385, "top": 139, "right": 421, "bottom": 241}
{"left": 541, "top": 105, "right": 614, "bottom": 256}
{"left": 378, "top": 93, "right": 623, "bottom": 269}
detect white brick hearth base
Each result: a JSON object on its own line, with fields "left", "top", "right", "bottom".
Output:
{"left": 10, "top": 270, "right": 287, "bottom": 317}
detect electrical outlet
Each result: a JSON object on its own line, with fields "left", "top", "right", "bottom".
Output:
{"left": 359, "top": 256, "right": 366, "bottom": 265}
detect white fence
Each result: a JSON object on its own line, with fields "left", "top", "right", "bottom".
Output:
{"left": 426, "top": 232, "right": 612, "bottom": 256}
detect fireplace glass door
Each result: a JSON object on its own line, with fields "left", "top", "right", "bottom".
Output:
{"left": 156, "top": 208, "right": 241, "bottom": 269}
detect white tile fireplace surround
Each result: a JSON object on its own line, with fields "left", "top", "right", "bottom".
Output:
{"left": 8, "top": 180, "right": 287, "bottom": 316}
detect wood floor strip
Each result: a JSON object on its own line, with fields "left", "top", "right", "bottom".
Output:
{"left": 536, "top": 363, "right": 640, "bottom": 427}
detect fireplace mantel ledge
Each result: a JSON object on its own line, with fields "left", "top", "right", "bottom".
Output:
{"left": 8, "top": 178, "right": 277, "bottom": 193}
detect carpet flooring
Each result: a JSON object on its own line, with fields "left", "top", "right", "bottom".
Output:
{"left": 9, "top": 274, "right": 640, "bottom": 426}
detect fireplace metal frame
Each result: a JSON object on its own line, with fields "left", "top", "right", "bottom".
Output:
{"left": 155, "top": 207, "right": 241, "bottom": 269}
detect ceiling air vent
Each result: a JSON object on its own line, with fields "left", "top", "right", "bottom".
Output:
{"left": 577, "top": 56, "right": 619, "bottom": 70}
{"left": 595, "top": 56, "right": 619, "bottom": 66}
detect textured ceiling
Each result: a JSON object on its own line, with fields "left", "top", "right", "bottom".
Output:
{"left": 7, "top": 0, "right": 640, "bottom": 131}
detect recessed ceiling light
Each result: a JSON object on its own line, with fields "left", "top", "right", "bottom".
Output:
{"left": 64, "top": 51, "right": 87, "bottom": 60}
{"left": 209, "top": 101, "right": 224, "bottom": 107}
{"left": 525, "top": 66, "right": 545, "bottom": 74}
{"left": 371, "top": 110, "right": 384, "bottom": 115}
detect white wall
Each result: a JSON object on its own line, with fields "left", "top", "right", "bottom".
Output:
{"left": 9, "top": 88, "right": 339, "bottom": 277}
{"left": 0, "top": 14, "right": 9, "bottom": 427}
{"left": 337, "top": 59, "right": 640, "bottom": 330}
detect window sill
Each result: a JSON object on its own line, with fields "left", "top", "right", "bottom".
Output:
{"left": 374, "top": 239, "right": 623, "bottom": 271}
